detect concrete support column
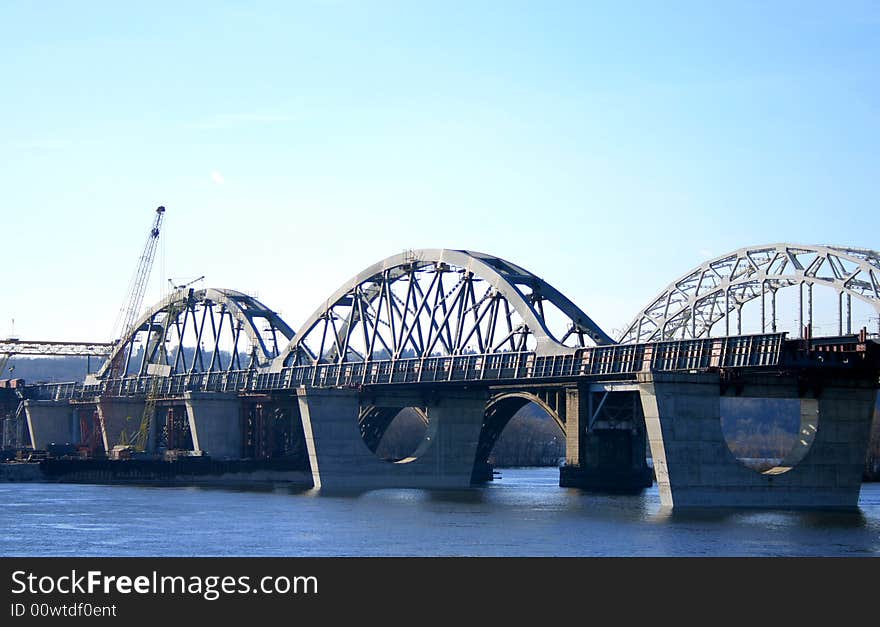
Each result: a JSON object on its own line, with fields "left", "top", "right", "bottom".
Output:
{"left": 638, "top": 372, "right": 878, "bottom": 509}
{"left": 96, "top": 397, "right": 146, "bottom": 452}
{"left": 559, "top": 385, "right": 653, "bottom": 491}
{"left": 564, "top": 384, "right": 586, "bottom": 467}
{"left": 297, "top": 386, "right": 489, "bottom": 490}
{"left": 184, "top": 391, "right": 243, "bottom": 459}
{"left": 24, "top": 400, "right": 74, "bottom": 449}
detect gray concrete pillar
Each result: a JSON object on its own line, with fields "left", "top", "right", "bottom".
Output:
{"left": 184, "top": 391, "right": 243, "bottom": 459}
{"left": 24, "top": 400, "right": 74, "bottom": 449}
{"left": 297, "top": 387, "right": 489, "bottom": 490}
{"left": 96, "top": 397, "right": 146, "bottom": 452}
{"left": 638, "top": 372, "right": 878, "bottom": 509}
{"left": 564, "top": 384, "right": 585, "bottom": 467}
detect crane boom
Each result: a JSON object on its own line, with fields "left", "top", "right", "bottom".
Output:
{"left": 102, "top": 206, "right": 166, "bottom": 457}
{"left": 108, "top": 206, "right": 165, "bottom": 378}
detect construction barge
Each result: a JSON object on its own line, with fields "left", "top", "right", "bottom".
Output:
{"left": 0, "top": 449, "right": 313, "bottom": 488}
{"left": 1, "top": 372, "right": 315, "bottom": 488}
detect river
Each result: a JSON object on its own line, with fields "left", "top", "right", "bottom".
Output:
{"left": 2, "top": 467, "right": 879, "bottom": 556}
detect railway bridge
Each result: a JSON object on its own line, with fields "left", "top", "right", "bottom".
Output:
{"left": 11, "top": 245, "right": 880, "bottom": 508}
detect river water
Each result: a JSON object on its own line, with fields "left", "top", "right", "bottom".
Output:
{"left": 2, "top": 468, "right": 879, "bottom": 556}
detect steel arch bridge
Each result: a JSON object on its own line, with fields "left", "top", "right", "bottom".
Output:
{"left": 272, "top": 248, "right": 614, "bottom": 369}
{"left": 13, "top": 242, "right": 879, "bottom": 508}
{"left": 95, "top": 287, "right": 295, "bottom": 379}
{"left": 86, "top": 244, "right": 880, "bottom": 384}
{"left": 619, "top": 244, "right": 880, "bottom": 344}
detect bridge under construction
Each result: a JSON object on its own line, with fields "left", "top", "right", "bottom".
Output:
{"left": 4, "top": 244, "right": 880, "bottom": 509}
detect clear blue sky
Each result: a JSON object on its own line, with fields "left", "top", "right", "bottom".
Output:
{"left": 2, "top": 1, "right": 878, "bottom": 341}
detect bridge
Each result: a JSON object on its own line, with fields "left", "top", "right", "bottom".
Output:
{"left": 7, "top": 244, "right": 880, "bottom": 509}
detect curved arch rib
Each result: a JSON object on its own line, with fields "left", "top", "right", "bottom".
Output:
{"left": 274, "top": 249, "right": 613, "bottom": 367}
{"left": 619, "top": 244, "right": 880, "bottom": 343}
{"left": 473, "top": 391, "right": 566, "bottom": 479}
{"left": 97, "top": 288, "right": 295, "bottom": 378}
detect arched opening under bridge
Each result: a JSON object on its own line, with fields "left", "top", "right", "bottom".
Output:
{"left": 720, "top": 397, "right": 817, "bottom": 475}
{"left": 360, "top": 406, "right": 434, "bottom": 464}
{"left": 473, "top": 392, "right": 565, "bottom": 482}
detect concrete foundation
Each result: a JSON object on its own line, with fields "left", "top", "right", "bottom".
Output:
{"left": 24, "top": 400, "right": 75, "bottom": 449}
{"left": 96, "top": 397, "right": 146, "bottom": 452}
{"left": 560, "top": 385, "right": 653, "bottom": 491}
{"left": 638, "top": 372, "right": 879, "bottom": 509}
{"left": 560, "top": 429, "right": 653, "bottom": 491}
{"left": 184, "top": 391, "right": 243, "bottom": 459}
{"left": 297, "top": 387, "right": 489, "bottom": 490}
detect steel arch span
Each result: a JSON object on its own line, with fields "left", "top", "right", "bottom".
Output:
{"left": 96, "top": 288, "right": 295, "bottom": 378}
{"left": 273, "top": 249, "right": 614, "bottom": 368}
{"left": 619, "top": 244, "right": 880, "bottom": 344}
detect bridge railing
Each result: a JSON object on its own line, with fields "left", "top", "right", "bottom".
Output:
{"left": 22, "top": 332, "right": 790, "bottom": 401}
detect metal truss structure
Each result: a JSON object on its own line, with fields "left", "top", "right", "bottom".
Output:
{"left": 273, "top": 249, "right": 613, "bottom": 368}
{"left": 619, "top": 244, "right": 880, "bottom": 344}
{"left": 17, "top": 243, "right": 878, "bottom": 399}
{"left": 0, "top": 340, "right": 113, "bottom": 357}
{"left": 0, "top": 340, "right": 114, "bottom": 378}
{"left": 95, "top": 288, "right": 295, "bottom": 378}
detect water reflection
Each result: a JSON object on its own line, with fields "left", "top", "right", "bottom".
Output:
{"left": 2, "top": 468, "right": 878, "bottom": 556}
{"left": 797, "top": 510, "right": 867, "bottom": 529}
{"left": 424, "top": 489, "right": 486, "bottom": 505}
{"left": 651, "top": 506, "right": 868, "bottom": 530}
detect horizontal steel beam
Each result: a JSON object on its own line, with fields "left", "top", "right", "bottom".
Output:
{"left": 589, "top": 382, "right": 640, "bottom": 393}
{"left": 0, "top": 340, "right": 114, "bottom": 357}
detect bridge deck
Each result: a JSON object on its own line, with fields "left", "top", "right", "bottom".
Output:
{"left": 22, "top": 332, "right": 876, "bottom": 402}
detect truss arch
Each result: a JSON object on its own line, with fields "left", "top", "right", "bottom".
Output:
{"left": 619, "top": 244, "right": 880, "bottom": 343}
{"left": 97, "top": 288, "right": 295, "bottom": 378}
{"left": 273, "top": 249, "right": 613, "bottom": 368}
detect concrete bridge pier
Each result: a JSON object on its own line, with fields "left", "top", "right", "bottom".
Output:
{"left": 96, "top": 397, "right": 146, "bottom": 452}
{"left": 184, "top": 391, "right": 243, "bottom": 459}
{"left": 297, "top": 386, "right": 489, "bottom": 490}
{"left": 23, "top": 399, "right": 75, "bottom": 449}
{"left": 638, "top": 372, "right": 879, "bottom": 509}
{"left": 559, "top": 383, "right": 654, "bottom": 492}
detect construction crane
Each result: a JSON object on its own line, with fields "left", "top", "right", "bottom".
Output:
{"left": 103, "top": 206, "right": 166, "bottom": 457}
{"left": 169, "top": 275, "right": 205, "bottom": 291}
{"left": 108, "top": 205, "right": 166, "bottom": 378}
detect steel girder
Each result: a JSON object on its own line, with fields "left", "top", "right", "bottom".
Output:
{"left": 619, "top": 244, "right": 880, "bottom": 343}
{"left": 272, "top": 249, "right": 613, "bottom": 368}
{"left": 0, "top": 340, "right": 113, "bottom": 357}
{"left": 96, "top": 288, "right": 295, "bottom": 378}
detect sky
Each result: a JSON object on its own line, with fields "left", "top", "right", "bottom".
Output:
{"left": 1, "top": 0, "right": 878, "bottom": 342}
